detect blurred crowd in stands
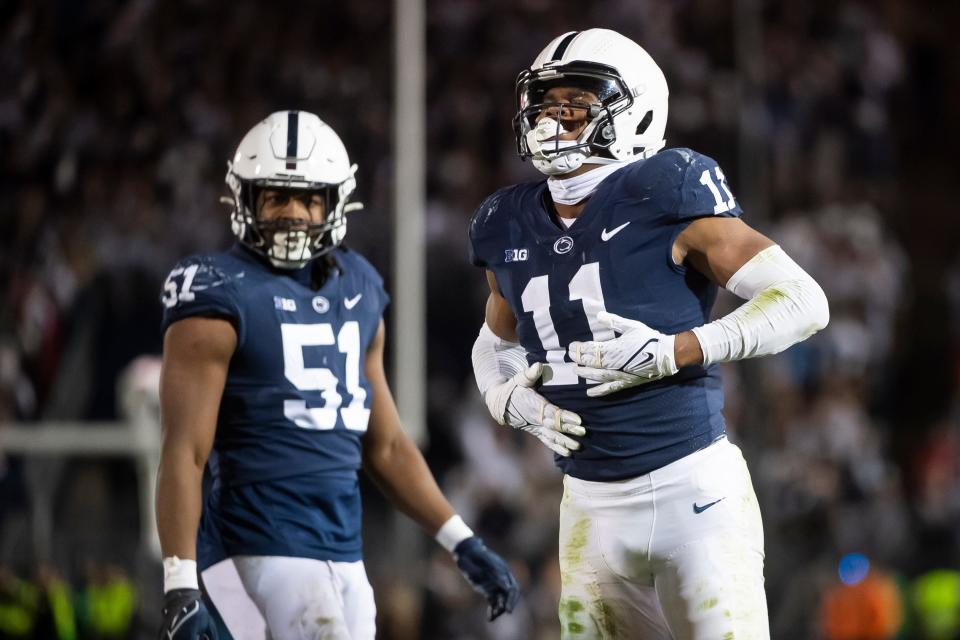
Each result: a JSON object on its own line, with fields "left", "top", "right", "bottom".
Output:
{"left": 2, "top": 0, "right": 958, "bottom": 638}
{"left": 0, "top": 563, "right": 137, "bottom": 639}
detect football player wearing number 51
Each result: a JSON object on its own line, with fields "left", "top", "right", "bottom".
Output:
{"left": 156, "top": 111, "right": 518, "bottom": 640}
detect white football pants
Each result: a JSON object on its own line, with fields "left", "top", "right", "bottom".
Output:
{"left": 202, "top": 556, "right": 376, "bottom": 640}
{"left": 558, "top": 437, "right": 769, "bottom": 639}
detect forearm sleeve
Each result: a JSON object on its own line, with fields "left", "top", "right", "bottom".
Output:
{"left": 471, "top": 323, "right": 529, "bottom": 395}
{"left": 692, "top": 245, "right": 830, "bottom": 366}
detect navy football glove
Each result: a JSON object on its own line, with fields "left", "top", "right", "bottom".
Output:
{"left": 159, "top": 589, "right": 218, "bottom": 640}
{"left": 453, "top": 536, "right": 520, "bottom": 621}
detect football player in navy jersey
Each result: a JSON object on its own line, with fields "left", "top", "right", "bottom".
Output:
{"left": 469, "top": 30, "right": 829, "bottom": 639}
{"left": 156, "top": 111, "right": 518, "bottom": 640}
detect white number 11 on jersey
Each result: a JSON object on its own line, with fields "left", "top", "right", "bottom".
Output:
{"left": 521, "top": 262, "right": 613, "bottom": 386}
{"left": 699, "top": 167, "right": 736, "bottom": 214}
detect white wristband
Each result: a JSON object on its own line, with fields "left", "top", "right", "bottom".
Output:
{"left": 435, "top": 515, "right": 474, "bottom": 553}
{"left": 163, "top": 556, "right": 199, "bottom": 592}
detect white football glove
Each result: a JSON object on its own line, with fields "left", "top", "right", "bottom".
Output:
{"left": 484, "top": 362, "right": 585, "bottom": 456}
{"left": 568, "top": 311, "right": 679, "bottom": 397}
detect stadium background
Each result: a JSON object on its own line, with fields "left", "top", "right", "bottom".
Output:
{"left": 2, "top": 0, "right": 959, "bottom": 637}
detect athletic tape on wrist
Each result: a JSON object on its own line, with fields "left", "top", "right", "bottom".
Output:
{"left": 163, "top": 556, "right": 199, "bottom": 592}
{"left": 435, "top": 515, "right": 474, "bottom": 553}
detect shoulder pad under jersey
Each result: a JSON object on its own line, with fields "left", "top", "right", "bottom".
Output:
{"left": 160, "top": 253, "right": 244, "bottom": 334}
{"left": 621, "top": 148, "right": 743, "bottom": 223}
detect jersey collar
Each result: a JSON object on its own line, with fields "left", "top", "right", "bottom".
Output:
{"left": 528, "top": 171, "right": 619, "bottom": 243}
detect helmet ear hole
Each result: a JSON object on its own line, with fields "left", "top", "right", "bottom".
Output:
{"left": 635, "top": 110, "right": 653, "bottom": 135}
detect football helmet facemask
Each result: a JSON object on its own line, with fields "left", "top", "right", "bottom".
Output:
{"left": 225, "top": 110, "right": 362, "bottom": 269}
{"left": 514, "top": 29, "right": 669, "bottom": 176}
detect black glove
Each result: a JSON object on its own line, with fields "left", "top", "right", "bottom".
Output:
{"left": 453, "top": 536, "right": 520, "bottom": 621}
{"left": 159, "top": 589, "right": 218, "bottom": 640}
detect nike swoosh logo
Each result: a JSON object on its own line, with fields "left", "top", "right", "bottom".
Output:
{"left": 623, "top": 338, "right": 658, "bottom": 370}
{"left": 693, "top": 498, "right": 725, "bottom": 514}
{"left": 625, "top": 351, "right": 654, "bottom": 370}
{"left": 600, "top": 221, "right": 630, "bottom": 242}
{"left": 345, "top": 294, "right": 363, "bottom": 309}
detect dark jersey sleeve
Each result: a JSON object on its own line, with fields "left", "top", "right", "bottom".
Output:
{"left": 467, "top": 235, "right": 486, "bottom": 268}
{"left": 674, "top": 149, "right": 743, "bottom": 222}
{"left": 374, "top": 279, "right": 390, "bottom": 319}
{"left": 160, "top": 256, "right": 243, "bottom": 340}
{"left": 468, "top": 188, "right": 513, "bottom": 268}
{"left": 366, "top": 264, "right": 390, "bottom": 320}
{"left": 341, "top": 251, "right": 391, "bottom": 321}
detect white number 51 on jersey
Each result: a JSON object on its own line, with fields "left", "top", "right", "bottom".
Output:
{"left": 281, "top": 322, "right": 370, "bottom": 432}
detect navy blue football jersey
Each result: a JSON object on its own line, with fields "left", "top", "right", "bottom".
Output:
{"left": 161, "top": 244, "right": 389, "bottom": 567}
{"left": 469, "top": 148, "right": 741, "bottom": 481}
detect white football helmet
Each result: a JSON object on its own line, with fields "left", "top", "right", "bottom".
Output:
{"left": 225, "top": 110, "right": 361, "bottom": 269}
{"left": 514, "top": 29, "right": 669, "bottom": 176}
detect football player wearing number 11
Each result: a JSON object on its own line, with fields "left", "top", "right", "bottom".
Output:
{"left": 470, "top": 29, "right": 829, "bottom": 639}
{"left": 156, "top": 111, "right": 518, "bottom": 640}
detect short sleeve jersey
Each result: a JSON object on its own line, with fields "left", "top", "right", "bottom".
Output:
{"left": 161, "top": 244, "right": 389, "bottom": 566}
{"left": 469, "top": 149, "right": 742, "bottom": 481}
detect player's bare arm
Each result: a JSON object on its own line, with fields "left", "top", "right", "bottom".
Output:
{"left": 484, "top": 270, "right": 519, "bottom": 342}
{"left": 360, "top": 320, "right": 455, "bottom": 534}
{"left": 673, "top": 216, "right": 775, "bottom": 287}
{"left": 362, "top": 319, "right": 520, "bottom": 619}
{"left": 671, "top": 216, "right": 776, "bottom": 367}
{"left": 156, "top": 316, "right": 236, "bottom": 561}
{"left": 155, "top": 316, "right": 235, "bottom": 639}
